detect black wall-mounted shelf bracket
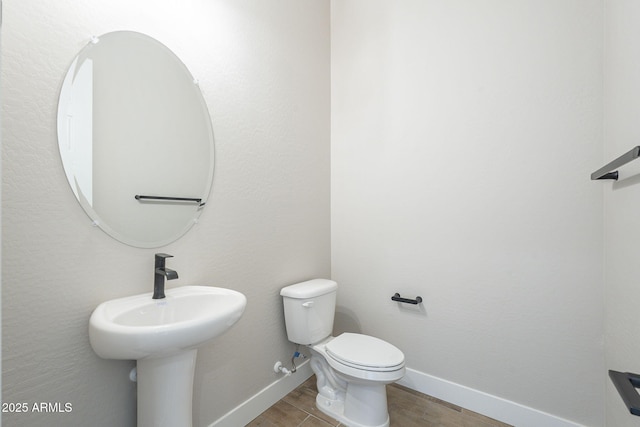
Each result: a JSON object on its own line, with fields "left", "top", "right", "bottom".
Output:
{"left": 609, "top": 370, "right": 640, "bottom": 416}
{"left": 591, "top": 146, "right": 640, "bottom": 181}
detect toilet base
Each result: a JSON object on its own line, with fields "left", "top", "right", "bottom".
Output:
{"left": 315, "top": 391, "right": 390, "bottom": 427}
{"left": 308, "top": 342, "right": 398, "bottom": 427}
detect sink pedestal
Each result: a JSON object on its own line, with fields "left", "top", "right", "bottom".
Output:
{"left": 137, "top": 349, "right": 197, "bottom": 427}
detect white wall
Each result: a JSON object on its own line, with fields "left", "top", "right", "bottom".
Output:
{"left": 1, "top": 1, "right": 330, "bottom": 426}
{"left": 603, "top": 1, "right": 640, "bottom": 425}
{"left": 331, "top": 1, "right": 605, "bottom": 425}
{"left": 9, "top": 1, "right": 637, "bottom": 426}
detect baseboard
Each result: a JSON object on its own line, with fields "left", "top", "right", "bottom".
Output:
{"left": 209, "top": 363, "right": 583, "bottom": 427}
{"left": 209, "top": 360, "right": 313, "bottom": 427}
{"left": 397, "top": 368, "right": 584, "bottom": 427}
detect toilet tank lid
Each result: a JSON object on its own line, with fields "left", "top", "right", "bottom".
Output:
{"left": 280, "top": 279, "right": 337, "bottom": 299}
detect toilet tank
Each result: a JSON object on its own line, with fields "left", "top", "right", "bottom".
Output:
{"left": 280, "top": 279, "right": 337, "bottom": 345}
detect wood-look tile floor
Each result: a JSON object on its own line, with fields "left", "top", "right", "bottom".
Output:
{"left": 247, "top": 375, "right": 513, "bottom": 427}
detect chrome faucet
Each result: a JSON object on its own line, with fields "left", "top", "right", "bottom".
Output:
{"left": 153, "top": 253, "right": 178, "bottom": 299}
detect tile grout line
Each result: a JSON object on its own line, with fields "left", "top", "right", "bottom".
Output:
{"left": 296, "top": 414, "right": 312, "bottom": 427}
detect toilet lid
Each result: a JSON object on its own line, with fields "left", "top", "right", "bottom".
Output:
{"left": 325, "top": 333, "right": 404, "bottom": 371}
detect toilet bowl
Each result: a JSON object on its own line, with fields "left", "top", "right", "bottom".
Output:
{"left": 310, "top": 334, "right": 405, "bottom": 427}
{"left": 281, "top": 279, "right": 405, "bottom": 427}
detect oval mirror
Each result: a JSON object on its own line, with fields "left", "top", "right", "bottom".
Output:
{"left": 57, "top": 31, "right": 214, "bottom": 248}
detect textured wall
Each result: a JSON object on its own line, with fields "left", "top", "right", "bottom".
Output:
{"left": 1, "top": 1, "right": 330, "bottom": 426}
{"left": 330, "top": 1, "right": 604, "bottom": 425}
{"left": 603, "top": 1, "right": 640, "bottom": 425}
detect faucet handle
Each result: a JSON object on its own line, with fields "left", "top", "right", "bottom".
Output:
{"left": 155, "top": 253, "right": 174, "bottom": 268}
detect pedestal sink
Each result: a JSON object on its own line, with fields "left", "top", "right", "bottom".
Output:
{"left": 89, "top": 286, "right": 247, "bottom": 427}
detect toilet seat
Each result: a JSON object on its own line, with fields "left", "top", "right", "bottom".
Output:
{"left": 325, "top": 333, "right": 404, "bottom": 372}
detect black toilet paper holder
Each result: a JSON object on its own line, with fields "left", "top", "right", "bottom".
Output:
{"left": 391, "top": 293, "right": 423, "bottom": 305}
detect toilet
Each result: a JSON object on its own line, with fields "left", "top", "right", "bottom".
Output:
{"left": 280, "top": 279, "right": 405, "bottom": 427}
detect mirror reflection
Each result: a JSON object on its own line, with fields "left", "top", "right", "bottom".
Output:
{"left": 57, "top": 31, "right": 214, "bottom": 248}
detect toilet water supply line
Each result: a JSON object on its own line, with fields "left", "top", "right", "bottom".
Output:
{"left": 274, "top": 344, "right": 306, "bottom": 376}
{"left": 130, "top": 346, "right": 306, "bottom": 381}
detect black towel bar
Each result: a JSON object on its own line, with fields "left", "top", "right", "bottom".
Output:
{"left": 609, "top": 370, "right": 640, "bottom": 416}
{"left": 135, "top": 195, "right": 205, "bottom": 206}
{"left": 591, "top": 146, "right": 640, "bottom": 180}
{"left": 391, "top": 293, "right": 423, "bottom": 305}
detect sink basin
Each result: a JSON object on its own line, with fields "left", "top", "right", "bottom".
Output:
{"left": 89, "top": 285, "right": 247, "bottom": 360}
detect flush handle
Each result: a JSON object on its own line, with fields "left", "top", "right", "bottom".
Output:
{"left": 302, "top": 301, "right": 314, "bottom": 308}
